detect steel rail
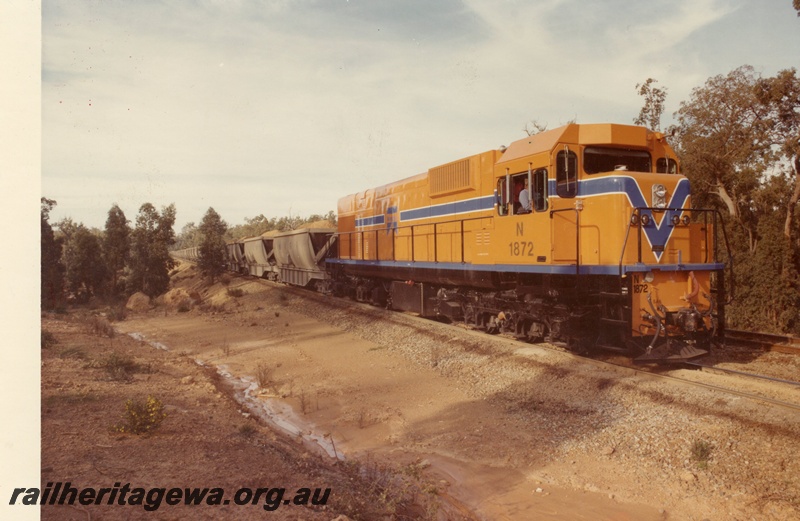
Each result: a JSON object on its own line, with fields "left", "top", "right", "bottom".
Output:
{"left": 725, "top": 328, "right": 800, "bottom": 355}
{"left": 685, "top": 361, "right": 800, "bottom": 387}
{"left": 641, "top": 368, "right": 800, "bottom": 412}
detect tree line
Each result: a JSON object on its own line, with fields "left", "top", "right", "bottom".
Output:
{"left": 41, "top": 200, "right": 176, "bottom": 307}
{"left": 40, "top": 200, "right": 335, "bottom": 308}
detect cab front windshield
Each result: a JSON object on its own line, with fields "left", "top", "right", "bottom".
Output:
{"left": 584, "top": 147, "right": 651, "bottom": 174}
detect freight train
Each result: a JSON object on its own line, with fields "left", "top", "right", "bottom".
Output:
{"left": 173, "top": 123, "right": 732, "bottom": 363}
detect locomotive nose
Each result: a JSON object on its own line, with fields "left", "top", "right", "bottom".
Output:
{"left": 634, "top": 304, "right": 710, "bottom": 364}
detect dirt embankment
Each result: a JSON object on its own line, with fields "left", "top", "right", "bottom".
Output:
{"left": 42, "top": 262, "right": 800, "bottom": 520}
{"left": 41, "top": 312, "right": 463, "bottom": 520}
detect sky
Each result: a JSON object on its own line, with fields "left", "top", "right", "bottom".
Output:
{"left": 40, "top": 0, "right": 800, "bottom": 231}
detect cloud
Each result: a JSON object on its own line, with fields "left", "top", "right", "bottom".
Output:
{"left": 42, "top": 0, "right": 800, "bottom": 229}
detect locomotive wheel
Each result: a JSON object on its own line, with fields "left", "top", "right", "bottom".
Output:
{"left": 485, "top": 314, "right": 500, "bottom": 334}
{"left": 526, "top": 321, "right": 547, "bottom": 343}
{"left": 462, "top": 304, "right": 477, "bottom": 327}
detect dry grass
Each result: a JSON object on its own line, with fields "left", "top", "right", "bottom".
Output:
{"left": 254, "top": 362, "right": 274, "bottom": 391}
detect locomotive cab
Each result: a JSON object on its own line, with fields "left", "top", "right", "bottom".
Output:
{"left": 542, "top": 127, "right": 725, "bottom": 361}
{"left": 485, "top": 124, "right": 728, "bottom": 361}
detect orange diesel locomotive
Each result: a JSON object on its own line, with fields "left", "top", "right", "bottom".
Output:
{"left": 327, "top": 123, "right": 731, "bottom": 362}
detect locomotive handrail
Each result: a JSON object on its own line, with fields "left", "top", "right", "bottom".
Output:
{"left": 334, "top": 215, "right": 489, "bottom": 264}
{"left": 616, "top": 207, "right": 734, "bottom": 292}
{"left": 618, "top": 212, "right": 636, "bottom": 278}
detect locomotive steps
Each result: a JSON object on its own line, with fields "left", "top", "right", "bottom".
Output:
{"left": 109, "top": 261, "right": 800, "bottom": 521}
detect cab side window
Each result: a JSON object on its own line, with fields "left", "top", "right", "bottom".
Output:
{"left": 556, "top": 150, "right": 577, "bottom": 198}
{"left": 512, "top": 174, "right": 529, "bottom": 214}
{"left": 657, "top": 158, "right": 678, "bottom": 174}
{"left": 533, "top": 168, "right": 548, "bottom": 212}
{"left": 496, "top": 177, "right": 509, "bottom": 216}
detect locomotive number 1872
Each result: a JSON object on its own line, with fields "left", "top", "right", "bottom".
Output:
{"left": 509, "top": 241, "right": 534, "bottom": 256}
{"left": 632, "top": 274, "right": 650, "bottom": 293}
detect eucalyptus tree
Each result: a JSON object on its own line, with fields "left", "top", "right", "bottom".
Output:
{"left": 197, "top": 207, "right": 228, "bottom": 283}
{"left": 103, "top": 204, "right": 130, "bottom": 297}
{"left": 634, "top": 78, "right": 668, "bottom": 131}
{"left": 673, "top": 65, "right": 775, "bottom": 252}
{"left": 128, "top": 203, "right": 176, "bottom": 297}
{"left": 41, "top": 197, "right": 64, "bottom": 309}
{"left": 62, "top": 224, "right": 106, "bottom": 303}
{"left": 673, "top": 65, "right": 800, "bottom": 333}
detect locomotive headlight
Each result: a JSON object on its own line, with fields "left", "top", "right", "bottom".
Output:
{"left": 644, "top": 271, "right": 655, "bottom": 283}
{"left": 652, "top": 184, "right": 667, "bottom": 209}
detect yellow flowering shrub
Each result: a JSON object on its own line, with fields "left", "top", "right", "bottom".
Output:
{"left": 114, "top": 395, "right": 167, "bottom": 434}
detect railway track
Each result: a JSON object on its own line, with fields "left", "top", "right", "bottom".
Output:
{"left": 642, "top": 364, "right": 800, "bottom": 412}
{"left": 724, "top": 328, "right": 800, "bottom": 355}
{"left": 684, "top": 361, "right": 800, "bottom": 387}
{"left": 581, "top": 353, "right": 800, "bottom": 413}
{"left": 522, "top": 343, "right": 800, "bottom": 413}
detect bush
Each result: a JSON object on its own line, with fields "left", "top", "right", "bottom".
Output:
{"left": 691, "top": 439, "right": 713, "bottom": 468}
{"left": 107, "top": 304, "right": 127, "bottom": 322}
{"left": 238, "top": 424, "right": 257, "bottom": 438}
{"left": 41, "top": 330, "right": 58, "bottom": 349}
{"left": 227, "top": 287, "right": 244, "bottom": 298}
{"left": 114, "top": 395, "right": 167, "bottom": 435}
{"left": 255, "top": 362, "right": 273, "bottom": 390}
{"left": 84, "top": 315, "right": 115, "bottom": 338}
{"left": 59, "top": 347, "right": 88, "bottom": 360}
{"left": 104, "top": 352, "right": 149, "bottom": 381}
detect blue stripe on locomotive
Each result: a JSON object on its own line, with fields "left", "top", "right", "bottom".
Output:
{"left": 398, "top": 195, "right": 496, "bottom": 222}
{"left": 574, "top": 176, "right": 691, "bottom": 261}
{"left": 355, "top": 215, "right": 386, "bottom": 227}
{"left": 354, "top": 175, "right": 693, "bottom": 263}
